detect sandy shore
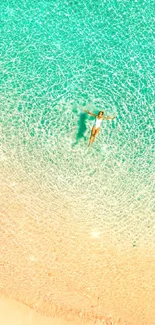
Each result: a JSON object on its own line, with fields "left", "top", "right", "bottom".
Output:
{"left": 0, "top": 165, "right": 155, "bottom": 325}
{"left": 0, "top": 294, "right": 89, "bottom": 325}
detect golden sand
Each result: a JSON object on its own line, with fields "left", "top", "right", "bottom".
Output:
{"left": 0, "top": 166, "right": 155, "bottom": 325}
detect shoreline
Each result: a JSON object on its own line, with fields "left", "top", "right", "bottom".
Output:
{"left": 0, "top": 166, "right": 155, "bottom": 325}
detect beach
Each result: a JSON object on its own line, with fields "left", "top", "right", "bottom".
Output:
{"left": 1, "top": 0, "right": 155, "bottom": 324}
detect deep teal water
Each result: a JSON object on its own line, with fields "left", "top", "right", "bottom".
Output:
{"left": 0, "top": 0, "right": 154, "bottom": 239}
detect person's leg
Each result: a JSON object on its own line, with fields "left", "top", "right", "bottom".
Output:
{"left": 88, "top": 127, "right": 96, "bottom": 146}
{"left": 94, "top": 128, "right": 100, "bottom": 139}
{"left": 91, "top": 128, "right": 100, "bottom": 145}
{"left": 91, "top": 128, "right": 100, "bottom": 143}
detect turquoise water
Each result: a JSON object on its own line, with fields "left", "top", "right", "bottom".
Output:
{"left": 1, "top": 0, "right": 155, "bottom": 243}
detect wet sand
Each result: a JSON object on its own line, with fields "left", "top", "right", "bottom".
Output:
{"left": 0, "top": 166, "right": 155, "bottom": 325}
{"left": 0, "top": 294, "right": 87, "bottom": 325}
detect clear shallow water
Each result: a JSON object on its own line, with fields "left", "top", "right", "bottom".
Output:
{"left": 1, "top": 1, "right": 155, "bottom": 247}
{"left": 1, "top": 1, "right": 155, "bottom": 323}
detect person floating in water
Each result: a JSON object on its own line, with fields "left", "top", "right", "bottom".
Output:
{"left": 84, "top": 110, "right": 116, "bottom": 146}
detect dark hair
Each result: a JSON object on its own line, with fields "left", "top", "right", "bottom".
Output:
{"left": 98, "top": 111, "right": 104, "bottom": 116}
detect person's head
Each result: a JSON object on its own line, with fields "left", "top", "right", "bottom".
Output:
{"left": 98, "top": 111, "right": 104, "bottom": 118}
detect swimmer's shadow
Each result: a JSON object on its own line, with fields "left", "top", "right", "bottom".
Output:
{"left": 72, "top": 113, "right": 88, "bottom": 147}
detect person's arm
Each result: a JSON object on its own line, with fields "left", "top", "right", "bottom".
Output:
{"left": 103, "top": 116, "right": 116, "bottom": 120}
{"left": 84, "top": 109, "right": 97, "bottom": 117}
